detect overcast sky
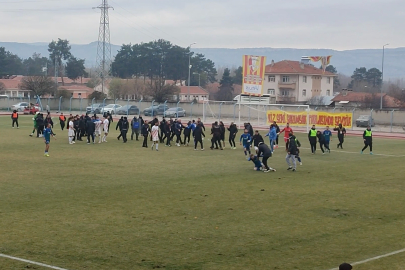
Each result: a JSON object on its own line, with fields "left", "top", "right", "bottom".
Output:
{"left": 0, "top": 0, "right": 403, "bottom": 50}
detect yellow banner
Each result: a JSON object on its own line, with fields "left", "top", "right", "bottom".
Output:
{"left": 266, "top": 110, "right": 352, "bottom": 128}
{"left": 242, "top": 55, "right": 266, "bottom": 96}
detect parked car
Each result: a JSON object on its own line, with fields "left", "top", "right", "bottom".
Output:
{"left": 143, "top": 104, "right": 169, "bottom": 116}
{"left": 86, "top": 103, "right": 104, "bottom": 114}
{"left": 101, "top": 104, "right": 122, "bottom": 114}
{"left": 11, "top": 102, "right": 30, "bottom": 111}
{"left": 356, "top": 115, "right": 374, "bottom": 127}
{"left": 164, "top": 107, "right": 186, "bottom": 118}
{"left": 116, "top": 105, "right": 140, "bottom": 115}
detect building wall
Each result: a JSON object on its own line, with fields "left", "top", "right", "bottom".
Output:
{"left": 179, "top": 94, "right": 209, "bottom": 102}
{"left": 297, "top": 75, "right": 313, "bottom": 102}
{"left": 320, "top": 76, "right": 334, "bottom": 96}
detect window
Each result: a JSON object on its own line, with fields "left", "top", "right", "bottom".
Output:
{"left": 326, "top": 90, "right": 330, "bottom": 96}
{"left": 302, "top": 89, "right": 306, "bottom": 97}
{"left": 303, "top": 76, "right": 307, "bottom": 83}
{"left": 268, "top": 76, "right": 275, "bottom": 82}
{"left": 282, "top": 76, "right": 290, "bottom": 83}
{"left": 267, "top": 89, "right": 275, "bottom": 95}
{"left": 281, "top": 90, "right": 289, "bottom": 96}
{"left": 327, "top": 77, "right": 331, "bottom": 84}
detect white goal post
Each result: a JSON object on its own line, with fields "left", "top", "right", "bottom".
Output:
{"left": 202, "top": 97, "right": 310, "bottom": 132}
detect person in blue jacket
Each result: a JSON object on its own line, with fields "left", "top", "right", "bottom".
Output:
{"left": 247, "top": 154, "right": 263, "bottom": 171}
{"left": 265, "top": 124, "right": 277, "bottom": 153}
{"left": 240, "top": 129, "right": 252, "bottom": 159}
{"left": 323, "top": 126, "right": 332, "bottom": 151}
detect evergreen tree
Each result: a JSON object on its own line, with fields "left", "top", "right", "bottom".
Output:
{"left": 216, "top": 68, "right": 234, "bottom": 101}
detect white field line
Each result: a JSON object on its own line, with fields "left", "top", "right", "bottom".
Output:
{"left": 299, "top": 147, "right": 405, "bottom": 158}
{"left": 327, "top": 247, "right": 405, "bottom": 270}
{"left": 0, "top": 253, "right": 70, "bottom": 270}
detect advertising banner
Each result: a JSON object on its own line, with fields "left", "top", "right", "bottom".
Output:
{"left": 266, "top": 110, "right": 352, "bottom": 128}
{"left": 242, "top": 55, "right": 266, "bottom": 96}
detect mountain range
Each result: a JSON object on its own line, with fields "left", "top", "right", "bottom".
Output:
{"left": 1, "top": 41, "right": 404, "bottom": 79}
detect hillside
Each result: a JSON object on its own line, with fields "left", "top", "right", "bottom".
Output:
{"left": 1, "top": 41, "right": 404, "bottom": 79}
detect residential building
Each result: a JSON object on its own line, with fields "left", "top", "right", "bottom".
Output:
{"left": 0, "top": 75, "right": 31, "bottom": 97}
{"left": 263, "top": 60, "right": 336, "bottom": 103}
{"left": 177, "top": 86, "right": 209, "bottom": 102}
{"left": 332, "top": 90, "right": 404, "bottom": 109}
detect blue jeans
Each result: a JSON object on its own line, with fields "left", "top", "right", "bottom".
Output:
{"left": 270, "top": 139, "right": 275, "bottom": 152}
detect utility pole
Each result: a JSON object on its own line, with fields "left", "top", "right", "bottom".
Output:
{"left": 187, "top": 42, "right": 196, "bottom": 101}
{"left": 380, "top": 43, "right": 389, "bottom": 110}
{"left": 94, "top": 0, "right": 113, "bottom": 95}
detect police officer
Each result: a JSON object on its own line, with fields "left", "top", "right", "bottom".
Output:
{"left": 11, "top": 110, "right": 19, "bottom": 128}
{"left": 361, "top": 125, "right": 373, "bottom": 155}
{"left": 308, "top": 125, "right": 317, "bottom": 154}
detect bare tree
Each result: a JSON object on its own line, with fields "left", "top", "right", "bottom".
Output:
{"left": 145, "top": 78, "right": 179, "bottom": 102}
{"left": 19, "top": 76, "right": 56, "bottom": 97}
{"left": 0, "top": 81, "right": 5, "bottom": 91}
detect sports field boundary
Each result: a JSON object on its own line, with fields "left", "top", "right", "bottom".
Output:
{"left": 327, "top": 247, "right": 405, "bottom": 270}
{"left": 0, "top": 253, "right": 70, "bottom": 270}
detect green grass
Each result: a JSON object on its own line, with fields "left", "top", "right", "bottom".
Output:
{"left": 1, "top": 116, "right": 405, "bottom": 270}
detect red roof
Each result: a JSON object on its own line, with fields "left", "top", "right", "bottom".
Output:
{"left": 0, "top": 75, "right": 24, "bottom": 89}
{"left": 332, "top": 91, "right": 404, "bottom": 108}
{"left": 179, "top": 86, "right": 209, "bottom": 95}
{"left": 59, "top": 85, "right": 94, "bottom": 92}
{"left": 265, "top": 60, "right": 335, "bottom": 76}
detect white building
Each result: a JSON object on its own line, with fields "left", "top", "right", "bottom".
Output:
{"left": 263, "top": 60, "right": 336, "bottom": 103}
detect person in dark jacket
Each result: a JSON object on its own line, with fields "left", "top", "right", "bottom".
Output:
{"left": 245, "top": 122, "right": 254, "bottom": 137}
{"left": 116, "top": 116, "right": 124, "bottom": 140}
{"left": 183, "top": 121, "right": 192, "bottom": 146}
{"left": 361, "top": 125, "right": 373, "bottom": 154}
{"left": 219, "top": 121, "right": 226, "bottom": 148}
{"left": 193, "top": 123, "right": 205, "bottom": 150}
{"left": 227, "top": 122, "right": 238, "bottom": 149}
{"left": 121, "top": 117, "right": 129, "bottom": 143}
{"left": 257, "top": 142, "right": 276, "bottom": 172}
{"left": 286, "top": 133, "right": 298, "bottom": 171}
{"left": 86, "top": 116, "right": 96, "bottom": 144}
{"left": 159, "top": 118, "right": 166, "bottom": 143}
{"left": 174, "top": 119, "right": 183, "bottom": 146}
{"left": 165, "top": 121, "right": 172, "bottom": 146}
{"left": 44, "top": 114, "right": 54, "bottom": 129}
{"left": 273, "top": 121, "right": 280, "bottom": 148}
{"left": 141, "top": 120, "right": 150, "bottom": 147}
{"left": 308, "top": 125, "right": 317, "bottom": 154}
{"left": 78, "top": 116, "right": 86, "bottom": 140}
{"left": 197, "top": 117, "right": 205, "bottom": 131}
{"left": 334, "top": 123, "right": 346, "bottom": 149}
{"left": 210, "top": 122, "right": 222, "bottom": 150}
{"left": 11, "top": 110, "right": 19, "bottom": 128}
{"left": 317, "top": 130, "right": 330, "bottom": 154}
{"left": 36, "top": 113, "right": 45, "bottom": 138}
{"left": 251, "top": 130, "right": 264, "bottom": 154}
{"left": 130, "top": 116, "right": 140, "bottom": 141}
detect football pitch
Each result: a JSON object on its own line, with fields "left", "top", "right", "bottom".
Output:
{"left": 1, "top": 116, "right": 405, "bottom": 270}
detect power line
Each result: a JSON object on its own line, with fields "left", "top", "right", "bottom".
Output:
{"left": 0, "top": 7, "right": 89, "bottom": 12}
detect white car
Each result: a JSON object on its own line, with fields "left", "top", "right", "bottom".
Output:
{"left": 101, "top": 104, "right": 122, "bottom": 114}
{"left": 11, "top": 102, "right": 30, "bottom": 111}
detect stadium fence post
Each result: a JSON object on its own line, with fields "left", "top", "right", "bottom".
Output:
{"left": 138, "top": 98, "right": 143, "bottom": 114}
{"left": 390, "top": 110, "right": 394, "bottom": 132}
{"left": 164, "top": 100, "right": 168, "bottom": 117}
{"left": 219, "top": 102, "right": 223, "bottom": 121}
{"left": 47, "top": 97, "right": 50, "bottom": 111}
{"left": 352, "top": 108, "right": 355, "bottom": 130}
{"left": 69, "top": 96, "right": 73, "bottom": 113}
{"left": 114, "top": 98, "right": 118, "bottom": 116}
{"left": 233, "top": 102, "right": 237, "bottom": 122}
{"left": 176, "top": 101, "right": 180, "bottom": 117}
{"left": 190, "top": 102, "right": 194, "bottom": 120}
{"left": 203, "top": 100, "right": 206, "bottom": 123}
{"left": 80, "top": 97, "right": 83, "bottom": 114}
{"left": 28, "top": 94, "right": 31, "bottom": 107}
{"left": 126, "top": 98, "right": 129, "bottom": 117}
{"left": 370, "top": 109, "right": 373, "bottom": 127}
{"left": 91, "top": 98, "right": 95, "bottom": 113}
{"left": 58, "top": 96, "right": 62, "bottom": 113}
{"left": 6, "top": 96, "right": 10, "bottom": 111}
{"left": 238, "top": 95, "right": 241, "bottom": 129}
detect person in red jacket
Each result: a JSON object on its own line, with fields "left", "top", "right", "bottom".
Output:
{"left": 11, "top": 110, "right": 19, "bottom": 128}
{"left": 278, "top": 123, "right": 293, "bottom": 150}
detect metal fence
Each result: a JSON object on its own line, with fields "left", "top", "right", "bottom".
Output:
{"left": 1, "top": 97, "right": 404, "bottom": 133}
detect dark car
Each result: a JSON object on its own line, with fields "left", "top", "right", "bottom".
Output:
{"left": 116, "top": 105, "right": 140, "bottom": 115}
{"left": 143, "top": 104, "right": 169, "bottom": 116}
{"left": 356, "top": 115, "right": 374, "bottom": 127}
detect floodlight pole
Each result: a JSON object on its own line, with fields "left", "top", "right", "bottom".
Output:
{"left": 187, "top": 42, "right": 196, "bottom": 101}
{"left": 380, "top": 44, "right": 389, "bottom": 110}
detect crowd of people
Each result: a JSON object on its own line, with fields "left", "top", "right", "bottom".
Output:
{"left": 12, "top": 110, "right": 373, "bottom": 162}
